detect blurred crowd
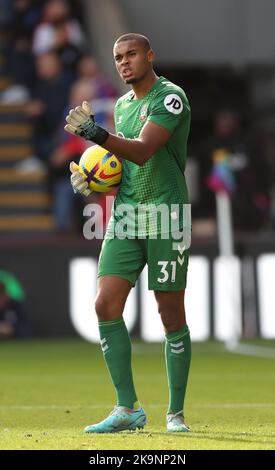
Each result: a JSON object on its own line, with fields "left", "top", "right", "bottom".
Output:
{"left": 0, "top": 0, "right": 274, "bottom": 237}
{"left": 0, "top": 270, "right": 31, "bottom": 339}
{"left": 191, "top": 109, "right": 273, "bottom": 233}
{"left": 1, "top": 0, "right": 117, "bottom": 233}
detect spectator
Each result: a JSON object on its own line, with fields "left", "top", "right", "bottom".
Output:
{"left": 77, "top": 55, "right": 117, "bottom": 99}
{"left": 11, "top": 0, "right": 44, "bottom": 39}
{"left": 0, "top": 270, "right": 26, "bottom": 302}
{"left": 32, "top": 0, "right": 86, "bottom": 74}
{"left": 24, "top": 51, "right": 73, "bottom": 161}
{"left": 0, "top": 282, "right": 31, "bottom": 339}
{"left": 9, "top": 34, "right": 36, "bottom": 91}
{"left": 49, "top": 79, "right": 92, "bottom": 232}
{"left": 197, "top": 109, "right": 270, "bottom": 231}
{"left": 0, "top": 0, "right": 14, "bottom": 27}
{"left": 254, "top": 130, "right": 275, "bottom": 230}
{"left": 77, "top": 56, "right": 117, "bottom": 132}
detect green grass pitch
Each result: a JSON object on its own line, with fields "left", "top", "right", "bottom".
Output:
{"left": 0, "top": 339, "right": 275, "bottom": 450}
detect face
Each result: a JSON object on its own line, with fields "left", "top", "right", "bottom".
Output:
{"left": 36, "top": 53, "right": 61, "bottom": 80}
{"left": 113, "top": 40, "right": 153, "bottom": 84}
{"left": 44, "top": 0, "right": 68, "bottom": 22}
{"left": 215, "top": 112, "right": 239, "bottom": 137}
{"left": 78, "top": 57, "right": 100, "bottom": 78}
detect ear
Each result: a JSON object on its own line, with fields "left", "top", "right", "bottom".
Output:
{"left": 147, "top": 49, "right": 154, "bottom": 64}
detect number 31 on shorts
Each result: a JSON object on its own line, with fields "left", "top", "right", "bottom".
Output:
{"left": 157, "top": 260, "right": 179, "bottom": 283}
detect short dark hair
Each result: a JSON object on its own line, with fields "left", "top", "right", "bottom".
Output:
{"left": 114, "top": 33, "right": 151, "bottom": 51}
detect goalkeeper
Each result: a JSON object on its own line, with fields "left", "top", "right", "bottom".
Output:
{"left": 65, "top": 33, "right": 192, "bottom": 434}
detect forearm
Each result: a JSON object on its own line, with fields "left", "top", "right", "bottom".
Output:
{"left": 64, "top": 101, "right": 170, "bottom": 166}
{"left": 101, "top": 133, "right": 152, "bottom": 166}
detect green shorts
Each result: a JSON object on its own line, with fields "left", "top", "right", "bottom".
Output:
{"left": 98, "top": 234, "right": 190, "bottom": 291}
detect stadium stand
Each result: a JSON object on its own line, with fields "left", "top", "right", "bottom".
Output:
{"left": 0, "top": 16, "right": 54, "bottom": 236}
{"left": 0, "top": 104, "right": 54, "bottom": 235}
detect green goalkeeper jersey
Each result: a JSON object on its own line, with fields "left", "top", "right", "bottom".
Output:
{"left": 108, "top": 76, "right": 191, "bottom": 237}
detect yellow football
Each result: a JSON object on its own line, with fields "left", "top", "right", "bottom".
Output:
{"left": 79, "top": 145, "right": 122, "bottom": 193}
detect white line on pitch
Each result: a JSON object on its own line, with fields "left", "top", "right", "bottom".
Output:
{"left": 0, "top": 403, "right": 274, "bottom": 410}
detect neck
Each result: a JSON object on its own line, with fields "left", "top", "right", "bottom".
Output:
{"left": 132, "top": 71, "right": 159, "bottom": 99}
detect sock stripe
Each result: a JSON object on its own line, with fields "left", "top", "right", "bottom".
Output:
{"left": 102, "top": 344, "right": 109, "bottom": 353}
{"left": 100, "top": 337, "right": 109, "bottom": 353}
{"left": 98, "top": 318, "right": 124, "bottom": 328}
{"left": 166, "top": 328, "right": 190, "bottom": 344}
{"left": 171, "top": 347, "right": 185, "bottom": 354}
{"left": 170, "top": 341, "right": 184, "bottom": 348}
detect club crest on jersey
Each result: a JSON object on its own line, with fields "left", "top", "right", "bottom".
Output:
{"left": 139, "top": 104, "right": 148, "bottom": 122}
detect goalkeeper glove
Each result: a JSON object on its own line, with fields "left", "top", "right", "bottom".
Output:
{"left": 64, "top": 101, "right": 109, "bottom": 145}
{"left": 70, "top": 161, "right": 92, "bottom": 197}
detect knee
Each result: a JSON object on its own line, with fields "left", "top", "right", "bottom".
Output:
{"left": 161, "top": 315, "right": 183, "bottom": 333}
{"left": 95, "top": 294, "right": 122, "bottom": 321}
{"left": 157, "top": 302, "right": 186, "bottom": 333}
{"left": 95, "top": 295, "right": 111, "bottom": 321}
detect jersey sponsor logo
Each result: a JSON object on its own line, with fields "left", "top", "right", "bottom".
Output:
{"left": 139, "top": 104, "right": 148, "bottom": 122}
{"left": 164, "top": 94, "right": 183, "bottom": 115}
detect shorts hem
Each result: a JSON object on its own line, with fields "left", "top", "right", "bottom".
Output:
{"left": 149, "top": 284, "right": 187, "bottom": 291}
{"left": 97, "top": 272, "right": 136, "bottom": 286}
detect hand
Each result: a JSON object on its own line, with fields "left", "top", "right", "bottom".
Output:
{"left": 70, "top": 161, "right": 92, "bottom": 197}
{"left": 65, "top": 101, "right": 95, "bottom": 139}
{"left": 64, "top": 101, "right": 109, "bottom": 145}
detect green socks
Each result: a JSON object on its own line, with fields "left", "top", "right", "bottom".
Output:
{"left": 98, "top": 318, "right": 138, "bottom": 409}
{"left": 98, "top": 319, "right": 191, "bottom": 414}
{"left": 165, "top": 324, "right": 191, "bottom": 415}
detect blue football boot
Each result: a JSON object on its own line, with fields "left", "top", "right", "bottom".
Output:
{"left": 84, "top": 405, "right": 147, "bottom": 433}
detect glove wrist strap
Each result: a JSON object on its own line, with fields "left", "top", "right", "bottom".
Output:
{"left": 89, "top": 126, "right": 109, "bottom": 145}
{"left": 79, "top": 116, "right": 109, "bottom": 145}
